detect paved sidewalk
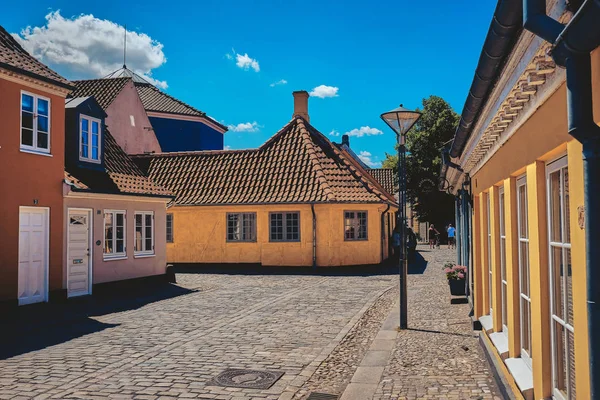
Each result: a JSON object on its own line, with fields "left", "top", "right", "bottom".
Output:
{"left": 341, "top": 246, "right": 502, "bottom": 400}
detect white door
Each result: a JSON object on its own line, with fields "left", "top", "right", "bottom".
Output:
{"left": 67, "top": 209, "right": 92, "bottom": 297}
{"left": 18, "top": 207, "right": 49, "bottom": 305}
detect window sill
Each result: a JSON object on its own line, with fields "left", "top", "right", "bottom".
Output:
{"left": 103, "top": 255, "right": 127, "bottom": 261}
{"left": 134, "top": 253, "right": 155, "bottom": 259}
{"left": 479, "top": 315, "right": 493, "bottom": 333}
{"left": 79, "top": 157, "right": 101, "bottom": 164}
{"left": 20, "top": 148, "right": 52, "bottom": 157}
{"left": 505, "top": 357, "right": 534, "bottom": 397}
{"left": 489, "top": 332, "right": 509, "bottom": 360}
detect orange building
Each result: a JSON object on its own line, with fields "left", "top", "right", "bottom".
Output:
{"left": 0, "top": 26, "right": 72, "bottom": 305}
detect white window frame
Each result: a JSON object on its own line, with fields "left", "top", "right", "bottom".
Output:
{"left": 546, "top": 156, "right": 574, "bottom": 400}
{"left": 79, "top": 115, "right": 102, "bottom": 163}
{"left": 517, "top": 175, "right": 532, "bottom": 368}
{"left": 103, "top": 210, "right": 127, "bottom": 260}
{"left": 166, "top": 213, "right": 174, "bottom": 243}
{"left": 487, "top": 192, "right": 493, "bottom": 316}
{"left": 134, "top": 211, "right": 155, "bottom": 256}
{"left": 499, "top": 186, "right": 508, "bottom": 337}
{"left": 20, "top": 90, "right": 51, "bottom": 154}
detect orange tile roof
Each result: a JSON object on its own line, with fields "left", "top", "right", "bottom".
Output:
{"left": 70, "top": 78, "right": 130, "bottom": 109}
{"left": 65, "top": 129, "right": 171, "bottom": 197}
{"left": 368, "top": 168, "right": 396, "bottom": 195}
{"left": 0, "top": 25, "right": 71, "bottom": 88}
{"left": 133, "top": 117, "right": 396, "bottom": 206}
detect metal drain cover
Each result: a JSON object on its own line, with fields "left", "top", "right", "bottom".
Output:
{"left": 210, "top": 369, "right": 284, "bottom": 389}
{"left": 307, "top": 393, "right": 339, "bottom": 400}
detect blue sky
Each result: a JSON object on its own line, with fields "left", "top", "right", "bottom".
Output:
{"left": 4, "top": 1, "right": 496, "bottom": 167}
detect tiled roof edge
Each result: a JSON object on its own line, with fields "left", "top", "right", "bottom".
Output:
{"left": 0, "top": 61, "right": 74, "bottom": 90}
{"left": 130, "top": 148, "right": 259, "bottom": 159}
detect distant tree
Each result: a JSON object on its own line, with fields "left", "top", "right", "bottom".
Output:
{"left": 382, "top": 95, "right": 458, "bottom": 228}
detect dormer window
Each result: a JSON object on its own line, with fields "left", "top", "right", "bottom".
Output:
{"left": 80, "top": 115, "right": 101, "bottom": 163}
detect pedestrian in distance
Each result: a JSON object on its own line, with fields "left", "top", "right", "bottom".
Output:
{"left": 447, "top": 223, "right": 456, "bottom": 249}
{"left": 392, "top": 228, "right": 401, "bottom": 262}
{"left": 428, "top": 224, "right": 440, "bottom": 249}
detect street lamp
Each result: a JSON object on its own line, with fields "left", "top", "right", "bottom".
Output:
{"left": 380, "top": 104, "right": 422, "bottom": 330}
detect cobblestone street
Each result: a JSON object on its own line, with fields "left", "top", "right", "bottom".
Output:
{"left": 0, "top": 247, "right": 501, "bottom": 400}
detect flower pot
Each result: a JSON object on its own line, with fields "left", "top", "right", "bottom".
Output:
{"left": 448, "top": 278, "right": 466, "bottom": 296}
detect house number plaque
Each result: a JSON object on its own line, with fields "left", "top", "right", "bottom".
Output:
{"left": 73, "top": 259, "right": 83, "bottom": 264}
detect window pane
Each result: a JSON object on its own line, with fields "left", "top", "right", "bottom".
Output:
{"left": 270, "top": 213, "right": 283, "bottom": 241}
{"left": 145, "top": 238, "right": 152, "bottom": 251}
{"left": 145, "top": 226, "right": 152, "bottom": 242}
{"left": 92, "top": 146, "right": 98, "bottom": 160}
{"left": 167, "top": 214, "right": 173, "bottom": 242}
{"left": 520, "top": 241, "right": 530, "bottom": 297}
{"left": 82, "top": 144, "right": 88, "bottom": 158}
{"left": 554, "top": 320, "right": 567, "bottom": 397}
{"left": 104, "top": 213, "right": 113, "bottom": 254}
{"left": 21, "top": 94, "right": 33, "bottom": 112}
{"left": 116, "top": 239, "right": 124, "bottom": 253}
{"left": 92, "top": 121, "right": 99, "bottom": 134}
{"left": 135, "top": 227, "right": 142, "bottom": 251}
{"left": 499, "top": 193, "right": 505, "bottom": 235}
{"left": 82, "top": 118, "right": 89, "bottom": 133}
{"left": 37, "top": 98, "right": 48, "bottom": 116}
{"left": 92, "top": 132, "right": 99, "bottom": 147}
{"left": 22, "top": 112, "right": 33, "bottom": 129}
{"left": 116, "top": 212, "right": 124, "bottom": 228}
{"left": 521, "top": 298, "right": 531, "bottom": 356}
{"left": 552, "top": 246, "right": 564, "bottom": 320}
{"left": 567, "top": 328, "right": 576, "bottom": 398}
{"left": 518, "top": 185, "right": 528, "bottom": 238}
{"left": 228, "top": 214, "right": 240, "bottom": 241}
{"left": 563, "top": 168, "right": 571, "bottom": 244}
{"left": 549, "top": 170, "right": 562, "bottom": 242}
{"left": 21, "top": 128, "right": 33, "bottom": 146}
{"left": 37, "top": 132, "right": 48, "bottom": 150}
{"left": 501, "top": 238, "right": 506, "bottom": 281}
{"left": 37, "top": 115, "right": 48, "bottom": 133}
{"left": 145, "top": 214, "right": 152, "bottom": 228}
{"left": 502, "top": 282, "right": 508, "bottom": 327}
{"left": 136, "top": 214, "right": 143, "bottom": 227}
{"left": 566, "top": 248, "right": 573, "bottom": 326}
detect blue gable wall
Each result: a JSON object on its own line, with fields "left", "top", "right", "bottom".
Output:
{"left": 149, "top": 116, "right": 224, "bottom": 152}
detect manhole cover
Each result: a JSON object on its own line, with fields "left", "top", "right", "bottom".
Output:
{"left": 210, "top": 369, "right": 284, "bottom": 389}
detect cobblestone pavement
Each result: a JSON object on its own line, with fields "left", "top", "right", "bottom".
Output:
{"left": 373, "top": 246, "right": 502, "bottom": 400}
{"left": 0, "top": 271, "right": 396, "bottom": 399}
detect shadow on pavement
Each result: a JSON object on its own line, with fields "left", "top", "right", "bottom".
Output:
{"left": 406, "top": 327, "right": 477, "bottom": 339}
{"left": 408, "top": 252, "right": 428, "bottom": 275}
{"left": 0, "top": 282, "right": 195, "bottom": 360}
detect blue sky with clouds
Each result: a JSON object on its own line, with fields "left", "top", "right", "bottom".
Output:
{"left": 4, "top": 0, "right": 496, "bottom": 167}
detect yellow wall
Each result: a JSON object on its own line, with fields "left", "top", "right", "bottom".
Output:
{"left": 166, "top": 203, "right": 395, "bottom": 267}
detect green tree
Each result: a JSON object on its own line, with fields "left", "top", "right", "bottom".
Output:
{"left": 382, "top": 95, "right": 458, "bottom": 228}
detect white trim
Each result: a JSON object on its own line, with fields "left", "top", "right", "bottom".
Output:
{"left": 0, "top": 67, "right": 70, "bottom": 96}
{"left": 103, "top": 209, "right": 127, "bottom": 260}
{"left": 19, "top": 149, "right": 53, "bottom": 157}
{"left": 79, "top": 114, "right": 102, "bottom": 163}
{"left": 65, "top": 190, "right": 170, "bottom": 203}
{"left": 517, "top": 174, "right": 532, "bottom": 369}
{"left": 499, "top": 186, "right": 509, "bottom": 338}
{"left": 66, "top": 208, "right": 93, "bottom": 298}
{"left": 487, "top": 192, "right": 493, "bottom": 316}
{"left": 134, "top": 211, "right": 155, "bottom": 256}
{"left": 18, "top": 206, "right": 50, "bottom": 305}
{"left": 20, "top": 90, "right": 51, "bottom": 154}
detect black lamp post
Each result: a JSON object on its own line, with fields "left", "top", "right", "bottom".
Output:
{"left": 380, "top": 105, "right": 422, "bottom": 330}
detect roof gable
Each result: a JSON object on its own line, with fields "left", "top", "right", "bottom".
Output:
{"left": 70, "top": 78, "right": 130, "bottom": 109}
{"left": 134, "top": 117, "right": 395, "bottom": 206}
{"left": 0, "top": 25, "right": 71, "bottom": 88}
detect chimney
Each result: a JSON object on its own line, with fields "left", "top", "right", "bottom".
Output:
{"left": 292, "top": 91, "right": 310, "bottom": 122}
{"left": 342, "top": 134, "right": 350, "bottom": 147}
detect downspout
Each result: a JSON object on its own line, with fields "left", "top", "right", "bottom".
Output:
{"left": 456, "top": 196, "right": 462, "bottom": 265}
{"left": 381, "top": 203, "right": 391, "bottom": 263}
{"left": 522, "top": 1, "right": 600, "bottom": 397}
{"left": 311, "top": 203, "right": 317, "bottom": 269}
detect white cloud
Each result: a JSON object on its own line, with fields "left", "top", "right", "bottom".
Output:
{"left": 13, "top": 11, "right": 168, "bottom": 88}
{"left": 225, "top": 48, "right": 260, "bottom": 72}
{"left": 345, "top": 126, "right": 383, "bottom": 137}
{"left": 309, "top": 85, "right": 339, "bottom": 98}
{"left": 227, "top": 122, "right": 260, "bottom": 132}
{"left": 329, "top": 130, "right": 340, "bottom": 137}
{"left": 358, "top": 151, "right": 382, "bottom": 168}
{"left": 224, "top": 145, "right": 232, "bottom": 150}
{"left": 270, "top": 79, "right": 287, "bottom": 87}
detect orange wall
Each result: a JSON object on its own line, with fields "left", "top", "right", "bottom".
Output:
{"left": 0, "top": 77, "right": 66, "bottom": 301}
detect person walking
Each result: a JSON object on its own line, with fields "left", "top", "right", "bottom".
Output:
{"left": 447, "top": 223, "right": 456, "bottom": 249}
{"left": 392, "top": 228, "right": 401, "bottom": 262}
{"left": 428, "top": 224, "right": 440, "bottom": 249}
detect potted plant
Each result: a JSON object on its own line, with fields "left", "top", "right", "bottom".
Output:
{"left": 445, "top": 264, "right": 467, "bottom": 296}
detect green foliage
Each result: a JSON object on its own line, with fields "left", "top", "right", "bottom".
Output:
{"left": 382, "top": 95, "right": 458, "bottom": 227}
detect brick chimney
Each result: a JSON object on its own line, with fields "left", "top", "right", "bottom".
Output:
{"left": 342, "top": 134, "right": 349, "bottom": 147}
{"left": 292, "top": 91, "right": 310, "bottom": 122}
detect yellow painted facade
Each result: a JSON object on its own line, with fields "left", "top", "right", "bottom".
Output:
{"left": 467, "top": 63, "right": 597, "bottom": 398}
{"left": 167, "top": 203, "right": 395, "bottom": 267}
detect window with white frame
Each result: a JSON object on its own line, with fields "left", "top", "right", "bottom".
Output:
{"left": 344, "top": 211, "right": 368, "bottom": 240}
{"left": 547, "top": 157, "right": 575, "bottom": 400}
{"left": 135, "top": 212, "right": 154, "bottom": 255}
{"left": 517, "top": 175, "right": 532, "bottom": 367}
{"left": 21, "top": 92, "right": 50, "bottom": 153}
{"left": 80, "top": 115, "right": 101, "bottom": 162}
{"left": 487, "top": 192, "right": 493, "bottom": 316}
{"left": 227, "top": 213, "right": 257, "bottom": 242}
{"left": 499, "top": 187, "right": 508, "bottom": 337}
{"left": 166, "top": 213, "right": 174, "bottom": 243}
{"left": 270, "top": 212, "right": 300, "bottom": 242}
{"left": 104, "top": 210, "right": 126, "bottom": 258}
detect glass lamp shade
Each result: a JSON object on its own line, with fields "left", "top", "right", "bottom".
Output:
{"left": 380, "top": 105, "right": 422, "bottom": 136}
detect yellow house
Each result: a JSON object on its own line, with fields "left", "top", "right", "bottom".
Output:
{"left": 134, "top": 91, "right": 398, "bottom": 267}
{"left": 441, "top": 1, "right": 600, "bottom": 399}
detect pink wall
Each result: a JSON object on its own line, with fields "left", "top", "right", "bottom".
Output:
{"left": 105, "top": 81, "right": 161, "bottom": 155}
{"left": 63, "top": 190, "right": 169, "bottom": 286}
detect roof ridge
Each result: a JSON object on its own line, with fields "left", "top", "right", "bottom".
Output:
{"left": 295, "top": 118, "right": 336, "bottom": 202}
{"left": 131, "top": 148, "right": 259, "bottom": 158}
{"left": 135, "top": 82, "right": 206, "bottom": 117}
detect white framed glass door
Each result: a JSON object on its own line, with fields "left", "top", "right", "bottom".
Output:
{"left": 546, "top": 156, "right": 575, "bottom": 400}
{"left": 517, "top": 175, "right": 532, "bottom": 368}
{"left": 487, "top": 192, "right": 493, "bottom": 316}
{"left": 499, "top": 187, "right": 508, "bottom": 337}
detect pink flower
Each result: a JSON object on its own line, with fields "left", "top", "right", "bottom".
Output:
{"left": 457, "top": 273, "right": 465, "bottom": 279}
{"left": 444, "top": 268, "right": 452, "bottom": 274}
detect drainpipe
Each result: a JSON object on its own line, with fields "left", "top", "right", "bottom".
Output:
{"left": 311, "top": 203, "right": 317, "bottom": 269}
{"left": 381, "top": 203, "right": 391, "bottom": 263}
{"left": 456, "top": 196, "right": 462, "bottom": 265}
{"left": 522, "top": 1, "right": 600, "bottom": 397}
